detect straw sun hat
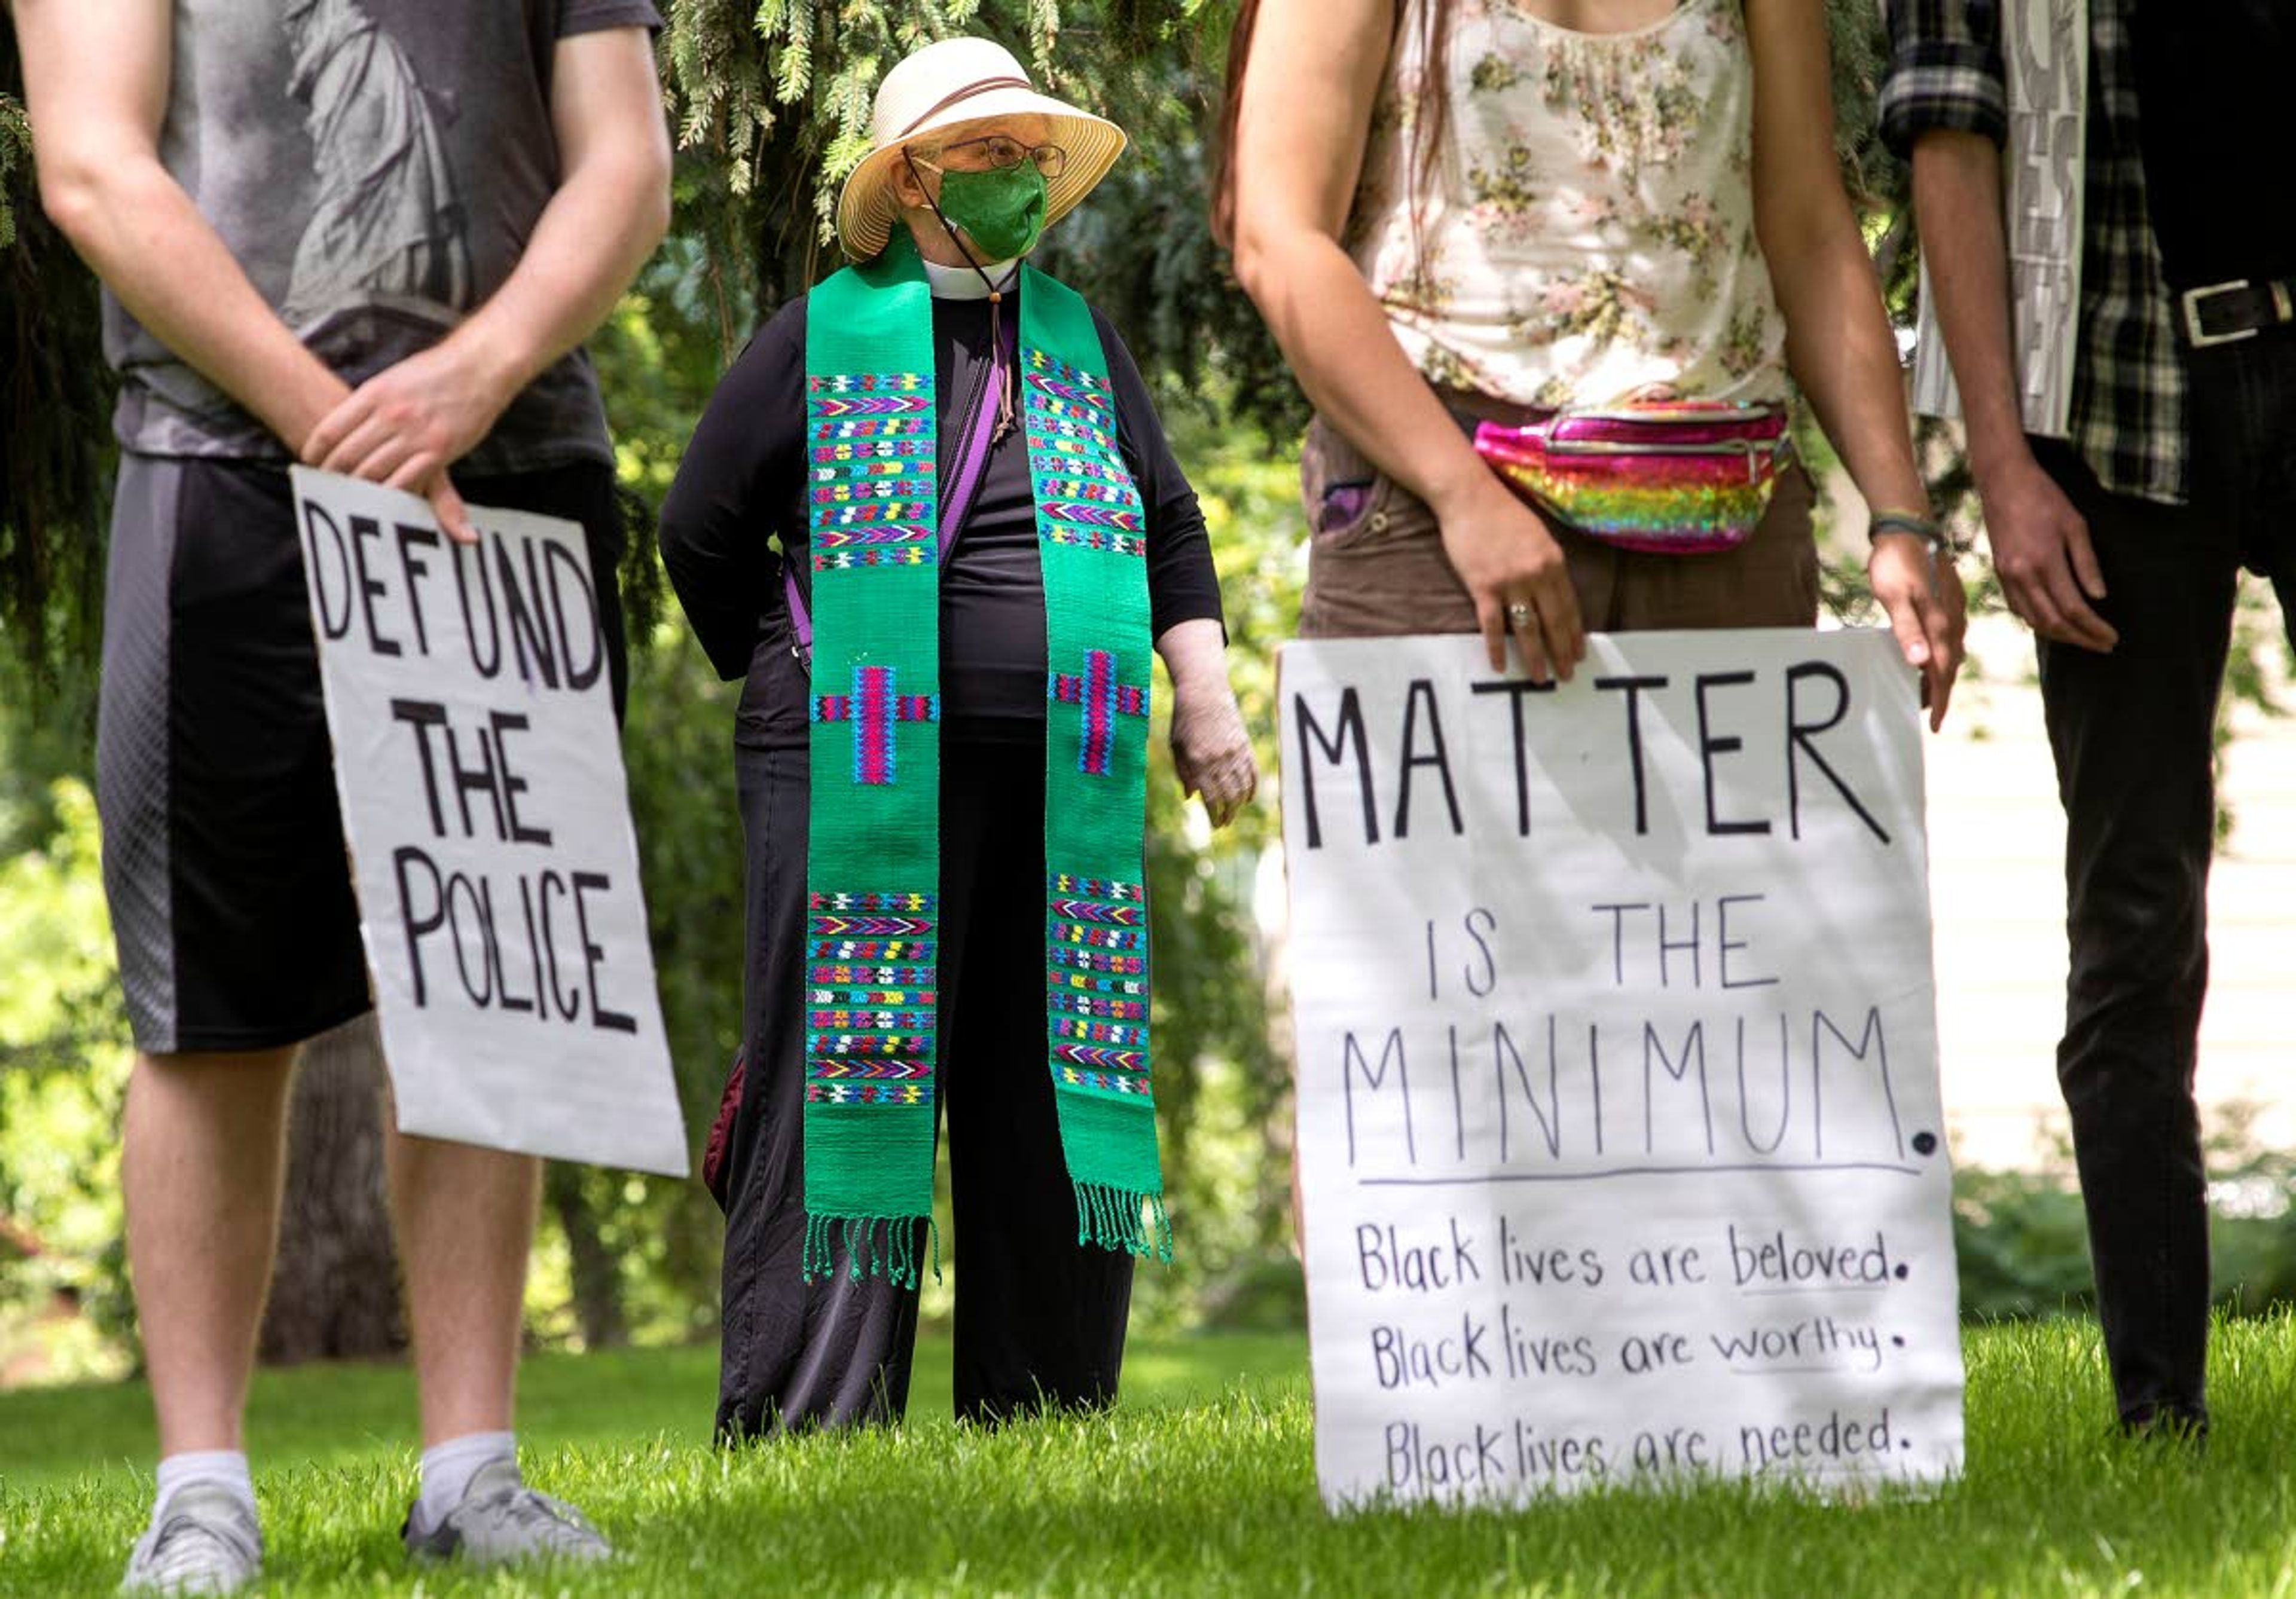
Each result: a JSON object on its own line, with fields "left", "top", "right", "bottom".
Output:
{"left": 835, "top": 37, "right": 1128, "bottom": 262}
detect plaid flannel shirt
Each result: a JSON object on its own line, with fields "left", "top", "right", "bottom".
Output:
{"left": 1879, "top": 0, "right": 2187, "bottom": 506}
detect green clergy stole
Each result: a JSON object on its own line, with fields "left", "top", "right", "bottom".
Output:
{"left": 799, "top": 232, "right": 1168, "bottom": 1285}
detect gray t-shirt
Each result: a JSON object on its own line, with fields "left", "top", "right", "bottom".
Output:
{"left": 105, "top": 0, "right": 661, "bottom": 476}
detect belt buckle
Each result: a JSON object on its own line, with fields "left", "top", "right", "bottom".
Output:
{"left": 2182, "top": 280, "right": 2260, "bottom": 348}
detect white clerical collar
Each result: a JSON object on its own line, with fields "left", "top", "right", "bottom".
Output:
{"left": 923, "top": 255, "right": 1020, "bottom": 299}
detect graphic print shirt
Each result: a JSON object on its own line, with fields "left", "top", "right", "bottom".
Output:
{"left": 103, "top": 0, "right": 660, "bottom": 474}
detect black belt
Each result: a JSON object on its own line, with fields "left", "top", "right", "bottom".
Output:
{"left": 2180, "top": 276, "right": 2296, "bottom": 348}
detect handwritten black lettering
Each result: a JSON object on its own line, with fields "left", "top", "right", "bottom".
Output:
{"left": 1617, "top": 1331, "right": 1694, "bottom": 1375}
{"left": 1293, "top": 688, "right": 1378, "bottom": 850}
{"left": 1494, "top": 1020, "right": 1561, "bottom": 1161}
{"left": 1591, "top": 901, "right": 1651, "bottom": 987}
{"left": 388, "top": 852, "right": 615, "bottom": 1031}
{"left": 1693, "top": 671, "right": 1769, "bottom": 836}
{"left": 1395, "top": 678, "right": 1463, "bottom": 840}
{"left": 1717, "top": 894, "right": 1778, "bottom": 989}
{"left": 1656, "top": 901, "right": 1700, "bottom": 989}
{"left": 393, "top": 846, "right": 445, "bottom": 1005}
{"left": 491, "top": 711, "right": 552, "bottom": 846}
{"left": 1512, "top": 1423, "right": 1607, "bottom": 1482}
{"left": 303, "top": 502, "right": 355, "bottom": 640}
{"left": 1498, "top": 1303, "right": 1601, "bottom": 1377}
{"left": 1735, "top": 1015, "right": 1793, "bottom": 1155}
{"left": 1642, "top": 1021, "right": 1714, "bottom": 1155}
{"left": 1470, "top": 676, "right": 1556, "bottom": 836}
{"left": 1631, "top": 1429, "right": 1711, "bottom": 1471}
{"left": 1785, "top": 662, "right": 1889, "bottom": 843}
{"left": 349, "top": 514, "right": 402, "bottom": 658}
{"left": 393, "top": 522, "right": 439, "bottom": 656}
{"left": 1462, "top": 908, "right": 1498, "bottom": 998}
{"left": 1343, "top": 1028, "right": 1415, "bottom": 1166}
{"left": 390, "top": 699, "right": 453, "bottom": 837}
{"left": 543, "top": 538, "right": 605, "bottom": 692}
{"left": 1738, "top": 1406, "right": 1895, "bottom": 1470}
{"left": 1812, "top": 1005, "right": 1903, "bottom": 1160}
{"left": 498, "top": 535, "right": 560, "bottom": 689}
{"left": 1370, "top": 1311, "right": 1492, "bottom": 1390}
{"left": 1593, "top": 675, "right": 1667, "bottom": 834}
{"left": 1385, "top": 1421, "right": 1507, "bottom": 1491}
{"left": 1497, "top": 1217, "right": 1605, "bottom": 1288}
{"left": 1627, "top": 1245, "right": 1705, "bottom": 1287}
{"left": 454, "top": 538, "right": 503, "bottom": 679}
{"left": 572, "top": 870, "right": 638, "bottom": 1035}
{"left": 1355, "top": 1218, "right": 1480, "bottom": 1294}
{"left": 1726, "top": 1224, "right": 1893, "bottom": 1288}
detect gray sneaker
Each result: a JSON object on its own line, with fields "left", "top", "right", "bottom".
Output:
{"left": 120, "top": 1484, "right": 263, "bottom": 1595}
{"left": 402, "top": 1458, "right": 612, "bottom": 1567}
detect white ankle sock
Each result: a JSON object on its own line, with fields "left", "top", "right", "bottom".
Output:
{"left": 151, "top": 1450, "right": 257, "bottom": 1530}
{"left": 413, "top": 1431, "right": 517, "bottom": 1534}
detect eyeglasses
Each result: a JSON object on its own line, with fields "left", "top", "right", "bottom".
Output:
{"left": 912, "top": 136, "right": 1068, "bottom": 179}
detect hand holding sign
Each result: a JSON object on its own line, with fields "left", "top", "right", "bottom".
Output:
{"left": 293, "top": 467, "right": 687, "bottom": 1176}
{"left": 300, "top": 340, "right": 517, "bottom": 544}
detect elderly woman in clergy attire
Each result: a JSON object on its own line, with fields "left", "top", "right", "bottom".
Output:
{"left": 660, "top": 36, "right": 1256, "bottom": 1436}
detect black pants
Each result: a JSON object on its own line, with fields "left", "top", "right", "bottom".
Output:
{"left": 2032, "top": 332, "right": 2296, "bottom": 1427}
{"left": 713, "top": 636, "right": 1132, "bottom": 1436}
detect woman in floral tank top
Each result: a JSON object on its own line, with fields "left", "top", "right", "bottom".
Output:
{"left": 1217, "top": 0, "right": 1964, "bottom": 719}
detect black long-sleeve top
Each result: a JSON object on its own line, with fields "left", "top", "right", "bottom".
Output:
{"left": 658, "top": 283, "right": 1223, "bottom": 748}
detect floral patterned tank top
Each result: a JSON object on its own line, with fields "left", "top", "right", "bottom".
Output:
{"left": 1345, "top": 0, "right": 1791, "bottom": 410}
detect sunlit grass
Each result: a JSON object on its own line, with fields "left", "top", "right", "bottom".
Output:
{"left": 5, "top": 1319, "right": 2295, "bottom": 1597}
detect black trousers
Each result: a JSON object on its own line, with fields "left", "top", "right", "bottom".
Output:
{"left": 2031, "top": 331, "right": 2296, "bottom": 1427}
{"left": 713, "top": 639, "right": 1132, "bottom": 1437}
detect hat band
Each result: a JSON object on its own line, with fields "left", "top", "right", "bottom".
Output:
{"left": 897, "top": 77, "right": 1036, "bottom": 137}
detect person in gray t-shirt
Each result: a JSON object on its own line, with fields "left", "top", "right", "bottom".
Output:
{"left": 94, "top": 0, "right": 654, "bottom": 499}
{"left": 15, "top": 1, "right": 668, "bottom": 1588}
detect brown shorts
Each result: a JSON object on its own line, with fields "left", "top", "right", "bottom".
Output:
{"left": 1295, "top": 412, "right": 1820, "bottom": 641}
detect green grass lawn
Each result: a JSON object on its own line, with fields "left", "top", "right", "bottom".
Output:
{"left": 4, "top": 1319, "right": 2296, "bottom": 1597}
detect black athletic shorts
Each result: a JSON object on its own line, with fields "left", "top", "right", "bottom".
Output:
{"left": 97, "top": 453, "right": 628, "bottom": 1055}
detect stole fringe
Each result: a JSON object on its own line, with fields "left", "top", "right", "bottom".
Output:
{"left": 802, "top": 1213, "right": 943, "bottom": 1288}
{"left": 1073, "top": 1182, "right": 1174, "bottom": 1264}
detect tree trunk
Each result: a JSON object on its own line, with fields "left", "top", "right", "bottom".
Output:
{"left": 546, "top": 1163, "right": 630, "bottom": 1351}
{"left": 258, "top": 1014, "right": 406, "bottom": 1365}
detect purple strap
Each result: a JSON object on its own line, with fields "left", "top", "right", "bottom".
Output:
{"left": 784, "top": 305, "right": 1016, "bottom": 661}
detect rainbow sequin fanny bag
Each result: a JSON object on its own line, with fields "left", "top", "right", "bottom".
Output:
{"left": 1469, "top": 401, "right": 1793, "bottom": 555}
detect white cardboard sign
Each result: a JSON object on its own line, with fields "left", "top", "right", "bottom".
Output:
{"left": 292, "top": 467, "right": 688, "bottom": 1177}
{"left": 1281, "top": 629, "right": 1963, "bottom": 1507}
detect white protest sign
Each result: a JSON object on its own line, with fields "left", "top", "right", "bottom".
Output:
{"left": 292, "top": 467, "right": 687, "bottom": 1177}
{"left": 1281, "top": 629, "right": 1962, "bottom": 1508}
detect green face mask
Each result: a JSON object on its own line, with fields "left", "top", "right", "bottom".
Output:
{"left": 933, "top": 161, "right": 1049, "bottom": 262}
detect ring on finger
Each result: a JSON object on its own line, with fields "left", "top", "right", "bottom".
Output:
{"left": 1506, "top": 601, "right": 1534, "bottom": 626}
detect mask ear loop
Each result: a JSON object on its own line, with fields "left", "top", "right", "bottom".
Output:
{"left": 905, "top": 147, "right": 1018, "bottom": 441}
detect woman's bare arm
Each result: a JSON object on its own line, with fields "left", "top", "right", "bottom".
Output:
{"left": 1748, "top": 0, "right": 1965, "bottom": 727}
{"left": 1228, "top": 0, "right": 1583, "bottom": 677}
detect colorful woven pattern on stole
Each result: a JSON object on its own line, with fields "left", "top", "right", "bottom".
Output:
{"left": 800, "top": 234, "right": 941, "bottom": 1286}
{"left": 798, "top": 233, "right": 1171, "bottom": 1283}
{"left": 1022, "top": 267, "right": 1171, "bottom": 1261}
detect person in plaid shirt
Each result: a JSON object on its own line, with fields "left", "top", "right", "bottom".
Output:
{"left": 1882, "top": 0, "right": 2296, "bottom": 1442}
